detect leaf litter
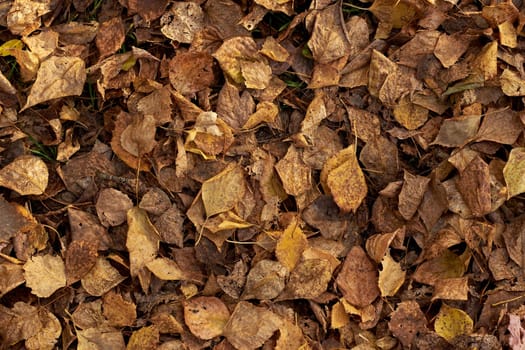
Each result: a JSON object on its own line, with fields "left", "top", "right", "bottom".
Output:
{"left": 0, "top": 0, "right": 524, "bottom": 348}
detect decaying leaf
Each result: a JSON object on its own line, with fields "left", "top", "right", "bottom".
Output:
{"left": 183, "top": 296, "right": 230, "bottom": 340}
{"left": 388, "top": 301, "right": 428, "bottom": 347}
{"left": 277, "top": 258, "right": 332, "bottom": 300}
{"left": 146, "top": 257, "right": 186, "bottom": 281}
{"left": 275, "top": 145, "right": 311, "bottom": 197}
{"left": 23, "top": 56, "right": 86, "bottom": 110}
{"left": 223, "top": 301, "right": 281, "bottom": 350}
{"left": 23, "top": 254, "right": 66, "bottom": 298}
{"left": 81, "top": 257, "right": 126, "bottom": 296}
{"left": 242, "top": 259, "right": 288, "bottom": 300}
{"left": 102, "top": 291, "right": 137, "bottom": 328}
{"left": 378, "top": 251, "right": 405, "bottom": 297}
{"left": 0, "top": 155, "right": 48, "bottom": 195}
{"left": 336, "top": 246, "right": 379, "bottom": 307}
{"left": 160, "top": 2, "right": 204, "bottom": 43}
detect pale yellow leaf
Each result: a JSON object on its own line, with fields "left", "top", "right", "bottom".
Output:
{"left": 201, "top": 164, "right": 246, "bottom": 217}
{"left": 503, "top": 147, "right": 525, "bottom": 199}
{"left": 146, "top": 257, "right": 185, "bottom": 281}
{"left": 0, "top": 155, "right": 48, "bottom": 195}
{"left": 378, "top": 252, "right": 405, "bottom": 297}
{"left": 275, "top": 218, "right": 308, "bottom": 271}
{"left": 23, "top": 254, "right": 66, "bottom": 298}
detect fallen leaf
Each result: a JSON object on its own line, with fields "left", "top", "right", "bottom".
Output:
{"left": 160, "top": 2, "right": 204, "bottom": 43}
{"left": 146, "top": 257, "right": 186, "bottom": 281}
{"left": 275, "top": 218, "right": 308, "bottom": 271}
{"left": 336, "top": 246, "right": 379, "bottom": 308}
{"left": 275, "top": 145, "right": 312, "bottom": 197}
{"left": 95, "top": 17, "right": 125, "bottom": 59}
{"left": 275, "top": 319, "right": 308, "bottom": 350}
{"left": 503, "top": 147, "right": 525, "bottom": 199}
{"left": 0, "top": 262, "right": 25, "bottom": 297}
{"left": 96, "top": 188, "right": 133, "bottom": 227}
{"left": 126, "top": 207, "right": 159, "bottom": 291}
{"left": 7, "top": 0, "right": 51, "bottom": 36}
{"left": 412, "top": 250, "right": 465, "bottom": 286}
{"left": 434, "top": 303, "right": 474, "bottom": 341}
{"left": 474, "top": 108, "right": 522, "bottom": 144}
{"left": 23, "top": 56, "right": 86, "bottom": 110}
{"left": 456, "top": 156, "right": 491, "bottom": 217}
{"left": 432, "top": 277, "right": 469, "bottom": 301}
{"left": 201, "top": 163, "right": 246, "bottom": 217}
{"left": 183, "top": 296, "right": 230, "bottom": 340}
{"left": 65, "top": 240, "right": 98, "bottom": 285}
{"left": 277, "top": 258, "right": 332, "bottom": 300}
{"left": 127, "top": 325, "right": 159, "bottom": 350}
{"left": 128, "top": 0, "right": 168, "bottom": 22}
{"left": 169, "top": 51, "right": 215, "bottom": 95}
{"left": 76, "top": 325, "right": 125, "bottom": 350}
{"left": 431, "top": 115, "right": 481, "bottom": 147}
{"left": 388, "top": 300, "right": 428, "bottom": 347}
{"left": 23, "top": 254, "right": 66, "bottom": 298}
{"left": 398, "top": 171, "right": 430, "bottom": 220}
{"left": 307, "top": 2, "right": 350, "bottom": 63}
{"left": 393, "top": 95, "right": 429, "bottom": 130}
{"left": 120, "top": 114, "right": 157, "bottom": 157}
{"left": 223, "top": 301, "right": 281, "bottom": 350}
{"left": 0, "top": 155, "right": 48, "bottom": 195}
{"left": 81, "top": 257, "right": 126, "bottom": 296}
{"left": 501, "top": 69, "right": 525, "bottom": 96}
{"left": 378, "top": 251, "right": 405, "bottom": 297}
{"left": 103, "top": 291, "right": 137, "bottom": 328}
{"left": 508, "top": 314, "right": 525, "bottom": 350}
{"left": 322, "top": 144, "right": 368, "bottom": 213}
{"left": 242, "top": 259, "right": 288, "bottom": 300}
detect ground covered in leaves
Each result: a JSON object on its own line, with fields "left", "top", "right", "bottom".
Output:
{"left": 1, "top": 0, "right": 525, "bottom": 348}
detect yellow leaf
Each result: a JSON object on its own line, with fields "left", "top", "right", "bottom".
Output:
{"left": 201, "top": 164, "right": 246, "bottom": 217}
{"left": 23, "top": 255, "right": 66, "bottom": 298}
{"left": 331, "top": 301, "right": 349, "bottom": 329}
{"left": 126, "top": 207, "right": 159, "bottom": 291}
{"left": 146, "top": 257, "right": 185, "bottom": 281}
{"left": 434, "top": 304, "right": 473, "bottom": 341}
{"left": 393, "top": 95, "right": 428, "bottom": 130}
{"left": 503, "top": 147, "right": 525, "bottom": 199}
{"left": 0, "top": 155, "right": 48, "bottom": 195}
{"left": 322, "top": 145, "right": 368, "bottom": 213}
{"left": 378, "top": 251, "right": 406, "bottom": 297}
{"left": 0, "top": 39, "right": 24, "bottom": 56}
{"left": 275, "top": 218, "right": 308, "bottom": 271}
{"left": 184, "top": 296, "right": 230, "bottom": 340}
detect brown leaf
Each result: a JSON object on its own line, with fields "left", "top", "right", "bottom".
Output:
{"left": 388, "top": 300, "right": 428, "bottom": 347}
{"left": 0, "top": 262, "right": 25, "bottom": 297}
{"left": 7, "top": 0, "right": 51, "bottom": 36}
{"left": 23, "top": 56, "right": 86, "bottom": 110}
{"left": 127, "top": 325, "right": 159, "bottom": 350}
{"left": 501, "top": 69, "right": 525, "bottom": 96}
{"left": 81, "top": 257, "right": 126, "bottom": 296}
{"left": 201, "top": 163, "right": 246, "bottom": 217}
{"left": 76, "top": 325, "right": 125, "bottom": 349}
{"left": 434, "top": 33, "right": 473, "bottom": 68}
{"left": 276, "top": 319, "right": 308, "bottom": 350}
{"left": 322, "top": 145, "right": 368, "bottom": 213}
{"left": 242, "top": 259, "right": 288, "bottom": 300}
{"left": 96, "top": 17, "right": 125, "bottom": 59}
{"left": 120, "top": 114, "right": 157, "bottom": 157}
{"left": 345, "top": 105, "right": 381, "bottom": 143}
{"left": 431, "top": 115, "right": 481, "bottom": 147}
{"left": 336, "top": 246, "right": 379, "bottom": 308}
{"left": 65, "top": 240, "right": 98, "bottom": 285}
{"left": 432, "top": 277, "right": 469, "bottom": 301}
{"left": 0, "top": 155, "right": 48, "bottom": 195}
{"left": 275, "top": 145, "right": 311, "bottom": 197}
{"left": 146, "top": 257, "right": 186, "bottom": 281}
{"left": 393, "top": 95, "right": 429, "bottom": 130}
{"left": 360, "top": 135, "right": 399, "bottom": 188}
{"left": 169, "top": 51, "right": 215, "bottom": 95}
{"left": 103, "top": 291, "right": 137, "bottom": 328}
{"left": 307, "top": 2, "right": 350, "bottom": 64}
{"left": 413, "top": 250, "right": 465, "bottom": 286}
{"left": 96, "top": 188, "right": 133, "bottom": 227}
{"left": 456, "top": 156, "right": 491, "bottom": 217}
{"left": 277, "top": 258, "right": 332, "bottom": 300}
{"left": 223, "top": 301, "right": 281, "bottom": 350}
{"left": 474, "top": 108, "right": 522, "bottom": 145}
{"left": 183, "top": 296, "right": 230, "bottom": 340}
{"left": 160, "top": 2, "right": 204, "bottom": 43}
{"left": 128, "top": 0, "right": 168, "bottom": 22}
{"left": 398, "top": 171, "right": 430, "bottom": 220}
{"left": 23, "top": 254, "right": 66, "bottom": 298}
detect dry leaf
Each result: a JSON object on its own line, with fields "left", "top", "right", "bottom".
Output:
{"left": 378, "top": 251, "right": 405, "bottom": 297}
{"left": 0, "top": 155, "right": 48, "bottom": 195}
{"left": 275, "top": 319, "right": 308, "bottom": 350}
{"left": 275, "top": 145, "right": 312, "bottom": 197}
{"left": 336, "top": 246, "right": 379, "bottom": 308}
{"left": 456, "top": 156, "right": 491, "bottom": 217}
{"left": 0, "top": 262, "right": 25, "bottom": 297}
{"left": 160, "top": 2, "right": 204, "bottom": 43}
{"left": 169, "top": 51, "right": 215, "bottom": 95}
{"left": 81, "top": 257, "right": 126, "bottom": 296}
{"left": 434, "top": 304, "right": 474, "bottom": 341}
{"left": 322, "top": 145, "right": 367, "bottom": 213}
{"left": 126, "top": 207, "right": 159, "bottom": 291}
{"left": 103, "top": 291, "right": 137, "bottom": 328}
{"left": 412, "top": 250, "right": 465, "bottom": 286}
{"left": 120, "top": 114, "right": 157, "bottom": 157}
{"left": 277, "top": 258, "right": 332, "bottom": 300}
{"left": 96, "top": 17, "right": 125, "bottom": 59}
{"left": 96, "top": 188, "right": 133, "bottom": 227}
{"left": 76, "top": 325, "right": 125, "bottom": 350}
{"left": 201, "top": 164, "right": 246, "bottom": 217}
{"left": 508, "top": 314, "right": 525, "bottom": 350}
{"left": 432, "top": 277, "right": 469, "bottom": 301}
{"left": 146, "top": 257, "right": 185, "bottom": 281}
{"left": 504, "top": 147, "right": 525, "bottom": 199}
{"left": 242, "top": 259, "right": 288, "bottom": 300}
{"left": 388, "top": 301, "right": 428, "bottom": 347}
{"left": 23, "top": 254, "right": 66, "bottom": 298}
{"left": 127, "top": 325, "right": 159, "bottom": 350}
{"left": 183, "top": 296, "right": 230, "bottom": 340}
{"left": 128, "top": 0, "right": 168, "bottom": 22}
{"left": 223, "top": 301, "right": 281, "bottom": 350}
{"left": 307, "top": 2, "right": 350, "bottom": 64}
{"left": 65, "top": 240, "right": 98, "bottom": 285}
{"left": 7, "top": 0, "right": 51, "bottom": 36}
{"left": 501, "top": 69, "right": 525, "bottom": 96}
{"left": 275, "top": 218, "right": 308, "bottom": 271}
{"left": 398, "top": 171, "right": 430, "bottom": 220}
{"left": 23, "top": 56, "right": 86, "bottom": 110}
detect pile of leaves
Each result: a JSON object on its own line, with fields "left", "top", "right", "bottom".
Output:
{"left": 1, "top": 0, "right": 525, "bottom": 348}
